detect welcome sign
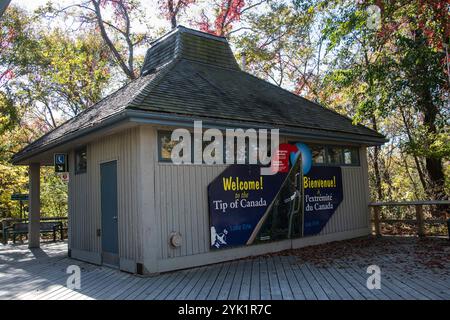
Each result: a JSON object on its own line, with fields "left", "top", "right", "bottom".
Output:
{"left": 208, "top": 165, "right": 288, "bottom": 249}
{"left": 208, "top": 144, "right": 344, "bottom": 250}
{"left": 303, "top": 166, "right": 343, "bottom": 235}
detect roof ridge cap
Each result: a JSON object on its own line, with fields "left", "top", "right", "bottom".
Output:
{"left": 148, "top": 25, "right": 228, "bottom": 49}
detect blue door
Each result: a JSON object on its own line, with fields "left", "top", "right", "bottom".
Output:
{"left": 101, "top": 161, "right": 119, "bottom": 266}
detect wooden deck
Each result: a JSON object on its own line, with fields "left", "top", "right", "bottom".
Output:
{"left": 0, "top": 237, "right": 449, "bottom": 300}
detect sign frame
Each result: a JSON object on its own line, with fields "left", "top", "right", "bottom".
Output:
{"left": 54, "top": 153, "right": 68, "bottom": 173}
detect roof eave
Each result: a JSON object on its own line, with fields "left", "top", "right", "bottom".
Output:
{"left": 11, "top": 111, "right": 130, "bottom": 165}
{"left": 12, "top": 108, "right": 387, "bottom": 165}
{"left": 126, "top": 109, "right": 387, "bottom": 146}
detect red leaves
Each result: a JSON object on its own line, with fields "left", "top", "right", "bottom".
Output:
{"left": 267, "top": 236, "right": 450, "bottom": 273}
{"left": 0, "top": 15, "right": 17, "bottom": 85}
{"left": 416, "top": 0, "right": 449, "bottom": 50}
{"left": 199, "top": 0, "right": 245, "bottom": 36}
{"left": 198, "top": 12, "right": 214, "bottom": 34}
{"left": 158, "top": 0, "right": 195, "bottom": 24}
{"left": 0, "top": 25, "right": 16, "bottom": 51}
{"left": 377, "top": 0, "right": 449, "bottom": 50}
{"left": 0, "top": 69, "right": 14, "bottom": 86}
{"left": 98, "top": 0, "right": 134, "bottom": 24}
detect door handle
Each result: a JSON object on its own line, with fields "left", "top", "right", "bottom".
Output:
{"left": 113, "top": 216, "right": 118, "bottom": 221}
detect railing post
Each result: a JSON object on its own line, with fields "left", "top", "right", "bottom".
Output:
{"left": 415, "top": 204, "right": 425, "bottom": 237}
{"left": 1, "top": 220, "right": 6, "bottom": 245}
{"left": 373, "top": 206, "right": 381, "bottom": 237}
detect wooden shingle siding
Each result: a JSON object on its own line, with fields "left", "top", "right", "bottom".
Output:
{"left": 141, "top": 34, "right": 177, "bottom": 74}
{"left": 321, "top": 171, "right": 370, "bottom": 234}
{"left": 155, "top": 163, "right": 227, "bottom": 259}
{"left": 130, "top": 58, "right": 384, "bottom": 144}
{"left": 319, "top": 148, "right": 370, "bottom": 234}
{"left": 69, "top": 126, "right": 370, "bottom": 273}
{"left": 68, "top": 128, "right": 142, "bottom": 264}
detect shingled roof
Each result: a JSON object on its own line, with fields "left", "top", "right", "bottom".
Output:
{"left": 13, "top": 26, "right": 385, "bottom": 164}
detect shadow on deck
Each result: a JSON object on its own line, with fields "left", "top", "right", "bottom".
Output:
{"left": 0, "top": 236, "right": 449, "bottom": 300}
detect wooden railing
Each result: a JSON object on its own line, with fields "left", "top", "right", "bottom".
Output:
{"left": 369, "top": 200, "right": 450, "bottom": 237}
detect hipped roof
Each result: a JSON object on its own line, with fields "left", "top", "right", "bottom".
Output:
{"left": 13, "top": 26, "right": 385, "bottom": 164}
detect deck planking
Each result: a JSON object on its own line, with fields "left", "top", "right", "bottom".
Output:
{"left": 1, "top": 239, "right": 449, "bottom": 300}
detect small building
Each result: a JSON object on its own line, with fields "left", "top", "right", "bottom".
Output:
{"left": 12, "top": 26, "right": 386, "bottom": 274}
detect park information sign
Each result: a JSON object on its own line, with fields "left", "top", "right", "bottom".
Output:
{"left": 208, "top": 144, "right": 344, "bottom": 250}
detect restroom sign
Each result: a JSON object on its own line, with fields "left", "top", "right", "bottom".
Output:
{"left": 54, "top": 153, "right": 68, "bottom": 173}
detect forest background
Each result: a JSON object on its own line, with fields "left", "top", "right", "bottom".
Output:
{"left": 0, "top": 0, "right": 448, "bottom": 228}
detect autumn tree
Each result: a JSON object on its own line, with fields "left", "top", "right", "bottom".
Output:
{"left": 320, "top": 0, "right": 449, "bottom": 205}
{"left": 198, "top": 0, "right": 266, "bottom": 37}
{"left": 40, "top": 0, "right": 150, "bottom": 81}
{"left": 0, "top": 6, "right": 113, "bottom": 218}
{"left": 368, "top": 0, "right": 449, "bottom": 200}
{"left": 158, "top": 0, "right": 195, "bottom": 29}
{"left": 0, "top": 6, "right": 34, "bottom": 133}
{"left": 233, "top": 1, "right": 323, "bottom": 97}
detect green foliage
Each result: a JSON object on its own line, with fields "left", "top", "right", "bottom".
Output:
{"left": 0, "top": 127, "right": 29, "bottom": 218}
{"left": 0, "top": 0, "right": 449, "bottom": 224}
{"left": 37, "top": 31, "right": 110, "bottom": 117}
{"left": 0, "top": 6, "right": 113, "bottom": 220}
{"left": 0, "top": 92, "right": 19, "bottom": 134}
{"left": 40, "top": 168, "right": 68, "bottom": 217}
{"left": 405, "top": 127, "right": 450, "bottom": 160}
{"left": 233, "top": 0, "right": 323, "bottom": 96}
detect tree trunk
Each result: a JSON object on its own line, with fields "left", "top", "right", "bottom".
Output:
{"left": 91, "top": 0, "right": 136, "bottom": 80}
{"left": 373, "top": 145, "right": 383, "bottom": 201}
{"left": 411, "top": 30, "right": 448, "bottom": 216}
{"left": 399, "top": 106, "right": 428, "bottom": 193}
{"left": 422, "top": 103, "right": 445, "bottom": 199}
{"left": 371, "top": 116, "right": 384, "bottom": 202}
{"left": 411, "top": 30, "right": 447, "bottom": 205}
{"left": 168, "top": 0, "right": 177, "bottom": 29}
{"left": 171, "top": 14, "right": 177, "bottom": 29}
{"left": 402, "top": 153, "right": 420, "bottom": 200}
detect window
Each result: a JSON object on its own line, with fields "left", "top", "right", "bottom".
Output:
{"left": 310, "top": 145, "right": 326, "bottom": 164}
{"left": 227, "top": 138, "right": 249, "bottom": 164}
{"left": 343, "top": 147, "right": 359, "bottom": 165}
{"left": 305, "top": 144, "right": 360, "bottom": 166}
{"left": 157, "top": 131, "right": 362, "bottom": 166}
{"left": 203, "top": 139, "right": 217, "bottom": 159}
{"left": 327, "top": 147, "right": 343, "bottom": 165}
{"left": 158, "top": 131, "right": 180, "bottom": 162}
{"left": 158, "top": 130, "right": 271, "bottom": 165}
{"left": 75, "top": 146, "right": 87, "bottom": 174}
